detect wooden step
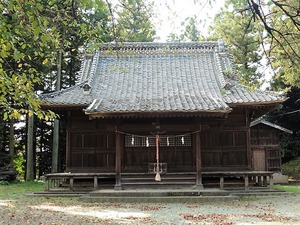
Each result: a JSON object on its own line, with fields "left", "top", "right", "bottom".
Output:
{"left": 120, "top": 173, "right": 197, "bottom": 189}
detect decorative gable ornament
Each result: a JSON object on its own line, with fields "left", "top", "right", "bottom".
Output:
{"left": 81, "top": 83, "right": 91, "bottom": 95}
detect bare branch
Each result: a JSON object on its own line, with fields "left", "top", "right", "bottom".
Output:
{"left": 105, "top": 0, "right": 119, "bottom": 44}
{"left": 246, "top": 0, "right": 300, "bottom": 61}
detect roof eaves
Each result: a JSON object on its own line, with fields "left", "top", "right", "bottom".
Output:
{"left": 228, "top": 100, "right": 285, "bottom": 107}
{"left": 85, "top": 109, "right": 232, "bottom": 119}
{"left": 40, "top": 84, "right": 82, "bottom": 99}
{"left": 41, "top": 104, "right": 88, "bottom": 110}
{"left": 250, "top": 118, "right": 293, "bottom": 134}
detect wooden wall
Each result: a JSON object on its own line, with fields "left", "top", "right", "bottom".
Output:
{"left": 66, "top": 109, "right": 251, "bottom": 173}
{"left": 200, "top": 108, "right": 249, "bottom": 171}
{"left": 251, "top": 124, "right": 282, "bottom": 171}
{"left": 66, "top": 111, "right": 116, "bottom": 172}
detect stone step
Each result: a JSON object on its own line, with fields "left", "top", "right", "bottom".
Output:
{"left": 121, "top": 182, "right": 196, "bottom": 189}
{"left": 231, "top": 191, "right": 296, "bottom": 197}
{"left": 122, "top": 181, "right": 195, "bottom": 185}
{"left": 88, "top": 189, "right": 231, "bottom": 197}
{"left": 29, "top": 191, "right": 88, "bottom": 197}
{"left": 80, "top": 195, "right": 239, "bottom": 203}
{"left": 121, "top": 174, "right": 197, "bottom": 189}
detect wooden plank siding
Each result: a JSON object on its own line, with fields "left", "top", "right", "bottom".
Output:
{"left": 65, "top": 109, "right": 251, "bottom": 173}
{"left": 251, "top": 123, "right": 282, "bottom": 171}
{"left": 200, "top": 108, "right": 249, "bottom": 170}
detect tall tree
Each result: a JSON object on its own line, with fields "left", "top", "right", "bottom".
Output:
{"left": 167, "top": 16, "right": 204, "bottom": 42}
{"left": 263, "top": 1, "right": 300, "bottom": 87}
{"left": 0, "top": 1, "right": 56, "bottom": 121}
{"left": 209, "top": 0, "right": 263, "bottom": 89}
{"left": 38, "top": 0, "right": 112, "bottom": 175}
{"left": 113, "top": 0, "right": 156, "bottom": 42}
{"left": 266, "top": 87, "right": 300, "bottom": 162}
{"left": 0, "top": 0, "right": 112, "bottom": 179}
{"left": 223, "top": 0, "right": 300, "bottom": 87}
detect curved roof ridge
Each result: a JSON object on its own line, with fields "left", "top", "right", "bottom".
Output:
{"left": 87, "top": 51, "right": 100, "bottom": 85}
{"left": 98, "top": 41, "right": 219, "bottom": 50}
{"left": 78, "top": 53, "right": 95, "bottom": 83}
{"left": 214, "top": 51, "right": 227, "bottom": 88}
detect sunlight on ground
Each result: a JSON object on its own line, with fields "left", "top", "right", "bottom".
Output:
{"left": 32, "top": 204, "right": 151, "bottom": 220}
{"left": 0, "top": 200, "right": 14, "bottom": 208}
{"left": 0, "top": 202, "right": 8, "bottom": 207}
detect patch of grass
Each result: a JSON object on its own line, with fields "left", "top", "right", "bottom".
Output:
{"left": 274, "top": 185, "right": 300, "bottom": 193}
{"left": 0, "top": 181, "right": 44, "bottom": 200}
{"left": 282, "top": 157, "right": 300, "bottom": 178}
{"left": 0, "top": 181, "right": 80, "bottom": 206}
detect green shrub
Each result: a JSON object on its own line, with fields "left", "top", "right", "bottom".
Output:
{"left": 14, "top": 151, "right": 25, "bottom": 180}
{"left": 0, "top": 181, "right": 9, "bottom": 185}
{"left": 282, "top": 157, "right": 300, "bottom": 178}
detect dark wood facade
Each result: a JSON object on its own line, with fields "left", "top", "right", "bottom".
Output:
{"left": 42, "top": 42, "right": 287, "bottom": 190}
{"left": 66, "top": 108, "right": 252, "bottom": 174}
{"left": 251, "top": 122, "right": 292, "bottom": 172}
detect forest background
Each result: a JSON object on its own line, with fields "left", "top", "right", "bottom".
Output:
{"left": 0, "top": 0, "right": 299, "bottom": 181}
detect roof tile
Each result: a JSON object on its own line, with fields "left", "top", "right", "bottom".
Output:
{"left": 41, "top": 42, "right": 285, "bottom": 114}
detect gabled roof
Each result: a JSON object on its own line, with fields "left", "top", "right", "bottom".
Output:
{"left": 41, "top": 42, "right": 285, "bottom": 117}
{"left": 250, "top": 118, "right": 293, "bottom": 134}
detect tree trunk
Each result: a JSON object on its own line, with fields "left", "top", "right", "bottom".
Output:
{"left": 52, "top": 49, "right": 62, "bottom": 173}
{"left": 52, "top": 119, "right": 59, "bottom": 173}
{"left": 26, "top": 114, "right": 35, "bottom": 181}
{"left": 9, "top": 119, "right": 14, "bottom": 164}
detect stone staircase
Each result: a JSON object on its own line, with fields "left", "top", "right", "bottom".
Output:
{"left": 121, "top": 173, "right": 197, "bottom": 189}
{"left": 31, "top": 172, "right": 291, "bottom": 201}
{"left": 80, "top": 188, "right": 238, "bottom": 203}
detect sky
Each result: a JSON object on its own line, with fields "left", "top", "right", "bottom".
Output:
{"left": 111, "top": 0, "right": 272, "bottom": 88}
{"left": 152, "top": 0, "right": 225, "bottom": 41}
{"left": 151, "top": 0, "right": 272, "bottom": 88}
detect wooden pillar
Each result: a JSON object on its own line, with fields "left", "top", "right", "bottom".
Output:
{"left": 114, "top": 132, "right": 123, "bottom": 190}
{"left": 269, "top": 174, "right": 273, "bottom": 190}
{"left": 70, "top": 176, "right": 74, "bottom": 191}
{"left": 94, "top": 175, "right": 98, "bottom": 190}
{"left": 245, "top": 108, "right": 252, "bottom": 169}
{"left": 45, "top": 177, "right": 49, "bottom": 191}
{"left": 220, "top": 176, "right": 224, "bottom": 189}
{"left": 244, "top": 175, "right": 249, "bottom": 191}
{"left": 195, "top": 125, "right": 203, "bottom": 189}
{"left": 66, "top": 111, "right": 71, "bottom": 171}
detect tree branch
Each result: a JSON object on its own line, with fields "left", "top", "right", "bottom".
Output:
{"left": 246, "top": 0, "right": 300, "bottom": 61}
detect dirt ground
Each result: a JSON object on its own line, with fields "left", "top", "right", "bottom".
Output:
{"left": 0, "top": 193, "right": 300, "bottom": 225}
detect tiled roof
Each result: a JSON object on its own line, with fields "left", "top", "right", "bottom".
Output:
{"left": 41, "top": 42, "right": 285, "bottom": 115}
{"left": 250, "top": 118, "right": 293, "bottom": 134}
{"left": 223, "top": 83, "right": 284, "bottom": 104}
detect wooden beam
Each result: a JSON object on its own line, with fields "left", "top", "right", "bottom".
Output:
{"left": 195, "top": 125, "right": 203, "bottom": 189}
{"left": 66, "top": 111, "right": 71, "bottom": 171}
{"left": 114, "top": 131, "right": 123, "bottom": 190}
{"left": 246, "top": 108, "right": 252, "bottom": 169}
